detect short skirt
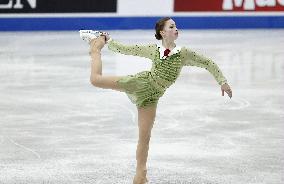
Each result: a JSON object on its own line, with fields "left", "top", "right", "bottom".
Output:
{"left": 116, "top": 71, "right": 166, "bottom": 108}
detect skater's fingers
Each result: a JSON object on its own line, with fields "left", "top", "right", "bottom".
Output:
{"left": 226, "top": 89, "right": 232, "bottom": 98}
{"left": 100, "top": 32, "right": 110, "bottom": 42}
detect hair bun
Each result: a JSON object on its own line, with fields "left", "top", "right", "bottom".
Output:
{"left": 155, "top": 33, "right": 159, "bottom": 40}
{"left": 155, "top": 33, "right": 162, "bottom": 40}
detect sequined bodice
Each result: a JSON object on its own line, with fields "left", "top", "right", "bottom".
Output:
{"left": 149, "top": 50, "right": 183, "bottom": 90}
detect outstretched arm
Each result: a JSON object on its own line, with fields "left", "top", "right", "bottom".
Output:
{"left": 107, "top": 38, "right": 157, "bottom": 61}
{"left": 182, "top": 47, "right": 232, "bottom": 98}
{"left": 101, "top": 32, "right": 156, "bottom": 60}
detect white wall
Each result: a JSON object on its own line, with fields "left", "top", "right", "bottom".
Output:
{"left": 118, "top": 0, "right": 174, "bottom": 16}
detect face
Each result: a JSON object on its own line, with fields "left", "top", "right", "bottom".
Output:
{"left": 160, "top": 19, "right": 178, "bottom": 40}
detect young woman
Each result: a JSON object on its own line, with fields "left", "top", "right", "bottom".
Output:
{"left": 79, "top": 17, "right": 232, "bottom": 184}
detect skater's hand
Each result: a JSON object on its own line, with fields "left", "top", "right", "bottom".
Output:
{"left": 100, "top": 32, "right": 110, "bottom": 42}
{"left": 221, "top": 83, "right": 232, "bottom": 99}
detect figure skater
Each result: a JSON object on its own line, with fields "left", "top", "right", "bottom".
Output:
{"left": 79, "top": 17, "right": 232, "bottom": 184}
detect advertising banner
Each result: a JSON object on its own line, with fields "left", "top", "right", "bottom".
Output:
{"left": 0, "top": 0, "right": 117, "bottom": 13}
{"left": 174, "top": 0, "right": 284, "bottom": 11}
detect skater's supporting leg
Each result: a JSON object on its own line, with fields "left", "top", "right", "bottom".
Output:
{"left": 133, "top": 104, "right": 157, "bottom": 183}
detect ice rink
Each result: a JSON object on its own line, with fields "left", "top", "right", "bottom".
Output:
{"left": 0, "top": 29, "right": 283, "bottom": 184}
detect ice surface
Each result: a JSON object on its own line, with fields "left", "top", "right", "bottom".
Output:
{"left": 0, "top": 29, "right": 283, "bottom": 184}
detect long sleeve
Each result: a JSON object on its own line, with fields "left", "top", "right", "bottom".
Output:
{"left": 107, "top": 39, "right": 157, "bottom": 61}
{"left": 181, "top": 47, "right": 228, "bottom": 85}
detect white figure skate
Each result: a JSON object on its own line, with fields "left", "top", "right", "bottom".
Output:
{"left": 79, "top": 30, "right": 104, "bottom": 44}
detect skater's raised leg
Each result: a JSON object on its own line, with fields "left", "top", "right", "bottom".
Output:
{"left": 89, "top": 36, "right": 125, "bottom": 92}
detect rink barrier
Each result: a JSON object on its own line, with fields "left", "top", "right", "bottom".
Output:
{"left": 0, "top": 16, "right": 283, "bottom": 31}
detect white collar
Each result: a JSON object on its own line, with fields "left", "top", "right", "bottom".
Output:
{"left": 158, "top": 44, "right": 181, "bottom": 59}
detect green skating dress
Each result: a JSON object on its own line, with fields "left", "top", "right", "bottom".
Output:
{"left": 107, "top": 39, "right": 228, "bottom": 108}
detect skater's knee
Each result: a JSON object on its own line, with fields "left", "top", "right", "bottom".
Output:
{"left": 138, "top": 138, "right": 151, "bottom": 146}
{"left": 90, "top": 75, "right": 102, "bottom": 87}
{"left": 139, "top": 133, "right": 152, "bottom": 145}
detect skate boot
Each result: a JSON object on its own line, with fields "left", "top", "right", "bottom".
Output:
{"left": 79, "top": 30, "right": 104, "bottom": 44}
